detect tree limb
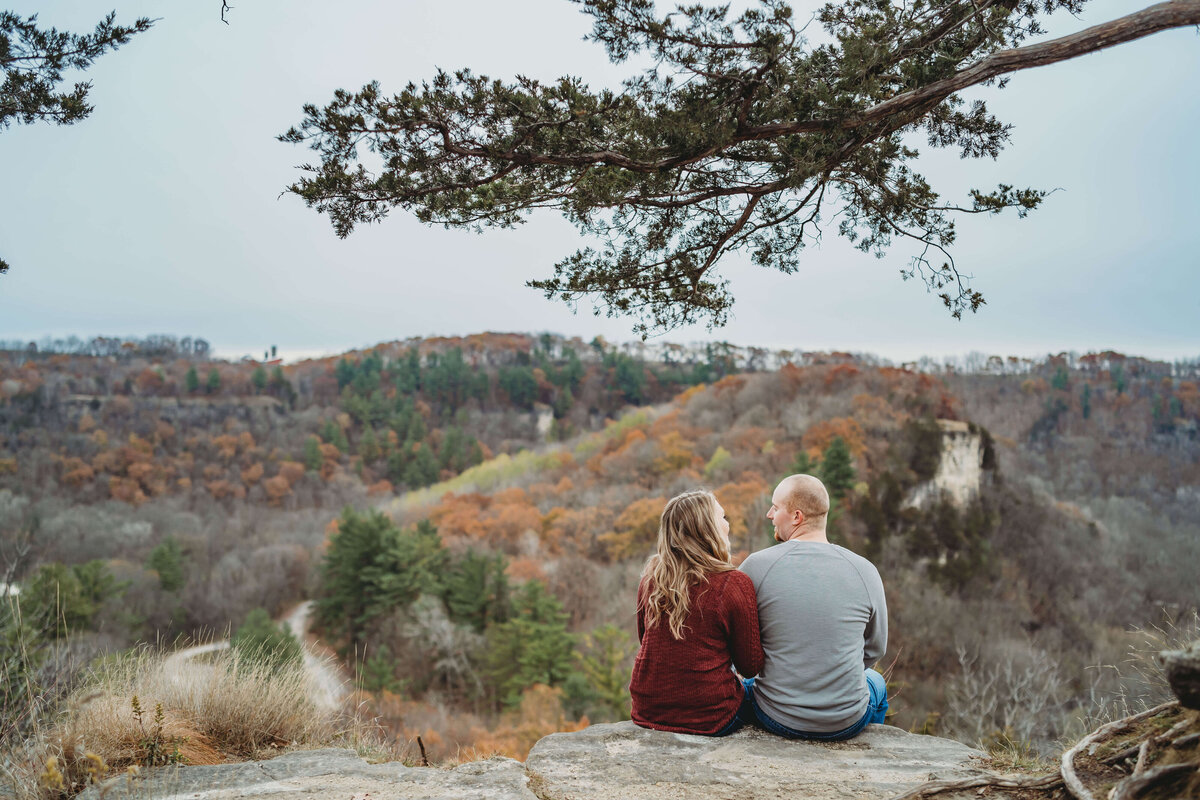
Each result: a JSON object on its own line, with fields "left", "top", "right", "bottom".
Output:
{"left": 854, "top": 0, "right": 1200, "bottom": 129}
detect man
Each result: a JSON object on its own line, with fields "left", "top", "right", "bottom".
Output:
{"left": 738, "top": 474, "right": 888, "bottom": 739}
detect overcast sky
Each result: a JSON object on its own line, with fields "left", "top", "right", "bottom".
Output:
{"left": 0, "top": 0, "right": 1196, "bottom": 363}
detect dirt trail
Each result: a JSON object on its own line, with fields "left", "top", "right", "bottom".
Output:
{"left": 164, "top": 602, "right": 348, "bottom": 711}
{"left": 281, "top": 601, "right": 347, "bottom": 711}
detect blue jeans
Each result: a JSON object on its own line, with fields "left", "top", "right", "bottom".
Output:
{"left": 739, "top": 668, "right": 888, "bottom": 741}
{"left": 710, "top": 684, "right": 757, "bottom": 736}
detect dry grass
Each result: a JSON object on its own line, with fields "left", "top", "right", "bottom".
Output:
{"left": 5, "top": 644, "right": 376, "bottom": 799}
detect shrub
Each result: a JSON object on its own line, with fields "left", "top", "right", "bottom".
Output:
{"left": 14, "top": 644, "right": 356, "bottom": 799}
{"left": 230, "top": 608, "right": 302, "bottom": 674}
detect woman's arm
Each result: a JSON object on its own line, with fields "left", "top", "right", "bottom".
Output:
{"left": 636, "top": 575, "right": 648, "bottom": 644}
{"left": 724, "top": 571, "right": 764, "bottom": 677}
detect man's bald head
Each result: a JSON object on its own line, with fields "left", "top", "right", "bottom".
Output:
{"left": 781, "top": 474, "right": 830, "bottom": 520}
{"left": 767, "top": 474, "right": 830, "bottom": 542}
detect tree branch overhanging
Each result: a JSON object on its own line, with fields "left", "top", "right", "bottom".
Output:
{"left": 281, "top": 0, "right": 1200, "bottom": 335}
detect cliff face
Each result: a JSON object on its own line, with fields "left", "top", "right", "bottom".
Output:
{"left": 82, "top": 723, "right": 985, "bottom": 800}
{"left": 907, "top": 420, "right": 986, "bottom": 509}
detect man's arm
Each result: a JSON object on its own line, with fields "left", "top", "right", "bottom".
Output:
{"left": 863, "top": 573, "right": 888, "bottom": 669}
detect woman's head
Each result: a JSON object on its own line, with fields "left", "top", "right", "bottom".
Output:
{"left": 658, "top": 490, "right": 732, "bottom": 565}
{"left": 642, "top": 490, "right": 734, "bottom": 640}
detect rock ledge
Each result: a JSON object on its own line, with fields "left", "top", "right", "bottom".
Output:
{"left": 83, "top": 723, "right": 984, "bottom": 800}
{"left": 528, "top": 721, "right": 986, "bottom": 800}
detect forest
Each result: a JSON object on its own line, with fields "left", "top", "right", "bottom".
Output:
{"left": 1, "top": 333, "right": 1198, "bottom": 772}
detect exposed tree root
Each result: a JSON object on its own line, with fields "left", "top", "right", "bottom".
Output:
{"left": 1107, "top": 761, "right": 1199, "bottom": 800}
{"left": 1102, "top": 719, "right": 1192, "bottom": 765}
{"left": 884, "top": 771, "right": 1062, "bottom": 800}
{"left": 1060, "top": 701, "right": 1176, "bottom": 800}
{"left": 884, "top": 701, "right": 1183, "bottom": 800}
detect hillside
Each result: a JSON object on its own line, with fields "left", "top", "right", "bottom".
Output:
{"left": 2, "top": 335, "right": 1198, "bottom": 778}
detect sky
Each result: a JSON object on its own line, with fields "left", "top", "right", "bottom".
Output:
{"left": 0, "top": 0, "right": 1196, "bottom": 364}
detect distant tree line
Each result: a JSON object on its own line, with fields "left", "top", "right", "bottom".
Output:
{"left": 0, "top": 335, "right": 211, "bottom": 360}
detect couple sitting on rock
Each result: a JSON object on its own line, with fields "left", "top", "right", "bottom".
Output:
{"left": 630, "top": 474, "right": 889, "bottom": 740}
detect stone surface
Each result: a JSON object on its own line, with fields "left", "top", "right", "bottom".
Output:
{"left": 79, "top": 725, "right": 990, "bottom": 800}
{"left": 80, "top": 748, "right": 536, "bottom": 800}
{"left": 1159, "top": 639, "right": 1200, "bottom": 709}
{"left": 526, "top": 722, "right": 987, "bottom": 800}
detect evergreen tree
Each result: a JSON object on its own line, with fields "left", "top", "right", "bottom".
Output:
{"left": 357, "top": 427, "right": 381, "bottom": 462}
{"left": 322, "top": 419, "right": 349, "bottom": 452}
{"left": 1081, "top": 383, "right": 1092, "bottom": 420}
{"left": 552, "top": 386, "right": 574, "bottom": 420}
{"left": 184, "top": 365, "right": 199, "bottom": 394}
{"left": 303, "top": 435, "right": 323, "bottom": 472}
{"left": 498, "top": 366, "right": 539, "bottom": 410}
{"left": 437, "top": 425, "right": 463, "bottom": 472}
{"left": 1051, "top": 366, "right": 1069, "bottom": 391}
{"left": 611, "top": 354, "right": 645, "bottom": 404}
{"left": 386, "top": 446, "right": 410, "bottom": 485}
{"left": 145, "top": 537, "right": 185, "bottom": 592}
{"left": 231, "top": 608, "right": 302, "bottom": 673}
{"left": 23, "top": 564, "right": 93, "bottom": 637}
{"left": 820, "top": 437, "right": 857, "bottom": 501}
{"left": 405, "top": 412, "right": 427, "bottom": 443}
{"left": 403, "top": 443, "right": 440, "bottom": 488}
{"left": 314, "top": 511, "right": 446, "bottom": 652}
{"left": 562, "top": 348, "right": 585, "bottom": 392}
{"left": 359, "top": 643, "right": 402, "bottom": 694}
{"left": 561, "top": 672, "right": 599, "bottom": 721}
{"left": 443, "top": 550, "right": 510, "bottom": 633}
{"left": 395, "top": 349, "right": 420, "bottom": 394}
{"left": 335, "top": 358, "right": 356, "bottom": 389}
{"left": 73, "top": 559, "right": 124, "bottom": 611}
{"left": 486, "top": 581, "right": 575, "bottom": 708}
{"left": 251, "top": 366, "right": 268, "bottom": 393}
{"left": 576, "top": 624, "right": 634, "bottom": 721}
{"left": 205, "top": 368, "right": 221, "bottom": 394}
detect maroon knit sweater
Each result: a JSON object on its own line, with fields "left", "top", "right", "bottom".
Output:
{"left": 630, "top": 569, "right": 764, "bottom": 734}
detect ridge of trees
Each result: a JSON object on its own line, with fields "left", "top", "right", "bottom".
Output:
{"left": 3, "top": 348, "right": 1197, "bottom": 760}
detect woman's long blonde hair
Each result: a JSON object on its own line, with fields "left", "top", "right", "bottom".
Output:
{"left": 641, "top": 490, "right": 733, "bottom": 640}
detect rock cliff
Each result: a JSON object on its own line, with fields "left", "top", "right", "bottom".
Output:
{"left": 906, "top": 420, "right": 986, "bottom": 509}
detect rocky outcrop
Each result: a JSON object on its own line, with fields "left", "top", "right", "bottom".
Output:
{"left": 84, "top": 724, "right": 985, "bottom": 800}
{"left": 527, "top": 722, "right": 985, "bottom": 800}
{"left": 907, "top": 420, "right": 986, "bottom": 509}
{"left": 80, "top": 748, "right": 537, "bottom": 800}
{"left": 1159, "top": 638, "right": 1200, "bottom": 709}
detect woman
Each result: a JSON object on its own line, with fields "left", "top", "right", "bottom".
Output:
{"left": 629, "top": 490, "right": 763, "bottom": 735}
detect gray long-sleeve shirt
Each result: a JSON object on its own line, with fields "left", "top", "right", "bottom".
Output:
{"left": 739, "top": 540, "right": 887, "bottom": 733}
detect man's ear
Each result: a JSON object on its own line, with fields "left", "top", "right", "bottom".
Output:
{"left": 794, "top": 509, "right": 805, "bottom": 526}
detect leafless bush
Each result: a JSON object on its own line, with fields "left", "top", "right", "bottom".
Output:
{"left": 943, "top": 640, "right": 1069, "bottom": 752}
{"left": 375, "top": 597, "right": 484, "bottom": 701}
